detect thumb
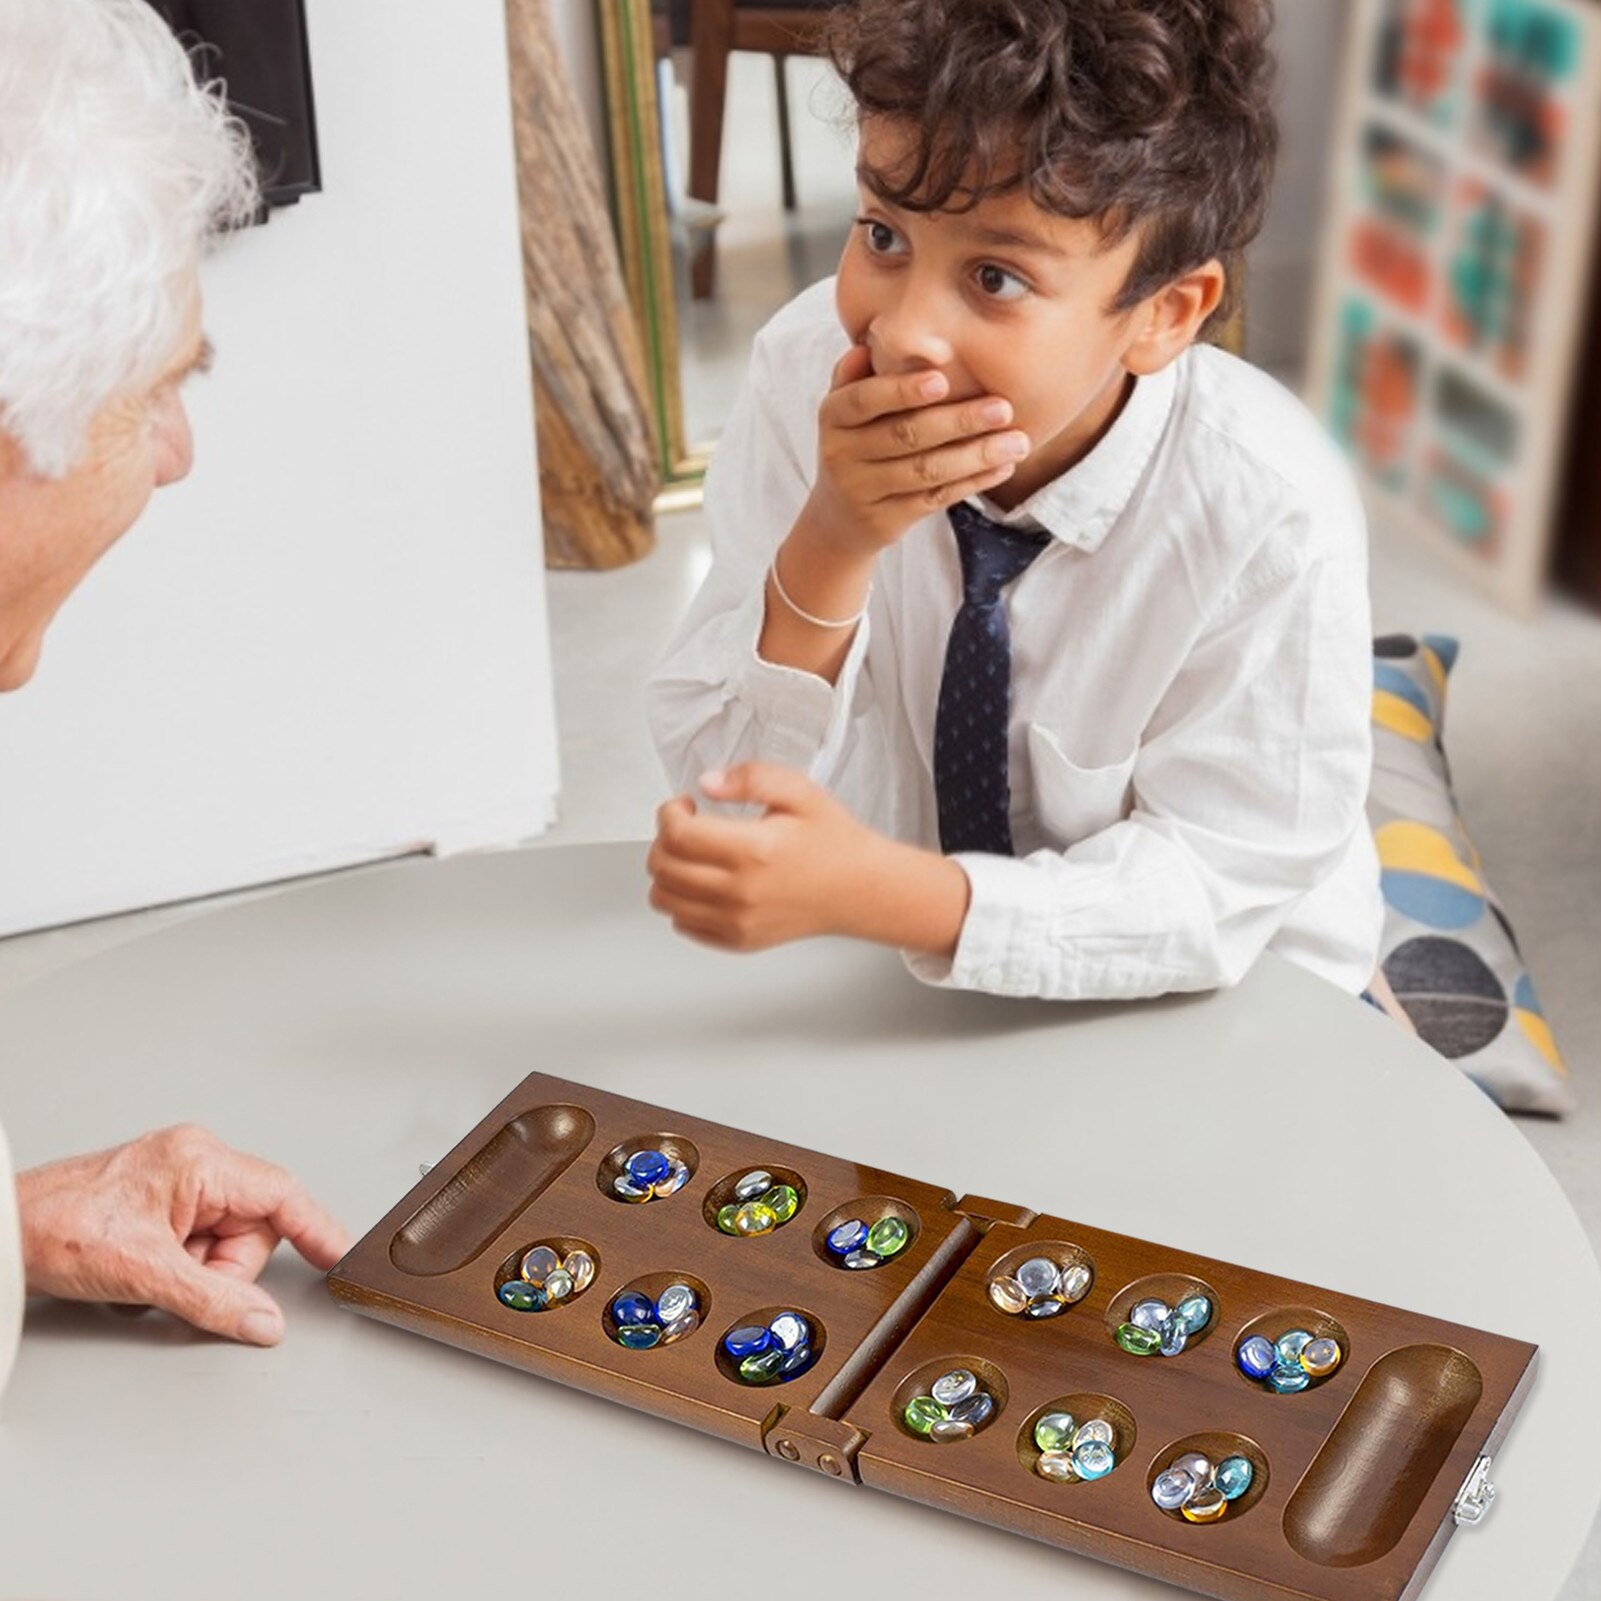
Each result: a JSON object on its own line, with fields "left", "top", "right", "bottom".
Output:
{"left": 700, "top": 762, "right": 819, "bottom": 815}
{"left": 829, "top": 342, "right": 873, "bottom": 392}
{"left": 147, "top": 1246, "right": 287, "bottom": 1346}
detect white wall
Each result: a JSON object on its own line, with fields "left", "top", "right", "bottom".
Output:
{"left": 0, "top": 0, "right": 559, "bottom": 937}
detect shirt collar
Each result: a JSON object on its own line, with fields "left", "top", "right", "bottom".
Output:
{"left": 969, "top": 356, "right": 1180, "bottom": 554}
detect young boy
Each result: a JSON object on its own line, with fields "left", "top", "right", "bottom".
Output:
{"left": 646, "top": 0, "right": 1383, "bottom": 1003}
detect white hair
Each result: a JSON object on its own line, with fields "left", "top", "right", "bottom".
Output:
{"left": 0, "top": 0, "right": 260, "bottom": 477}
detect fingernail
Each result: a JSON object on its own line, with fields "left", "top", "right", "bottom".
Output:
{"left": 980, "top": 399, "right": 1011, "bottom": 425}
{"left": 240, "top": 1308, "right": 284, "bottom": 1346}
{"left": 919, "top": 373, "right": 947, "bottom": 399}
{"left": 1001, "top": 434, "right": 1031, "bottom": 459}
{"left": 699, "top": 769, "right": 726, "bottom": 792}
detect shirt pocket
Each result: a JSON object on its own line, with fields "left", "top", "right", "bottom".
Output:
{"left": 1025, "top": 723, "right": 1138, "bottom": 849}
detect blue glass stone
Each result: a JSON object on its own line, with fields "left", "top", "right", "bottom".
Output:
{"left": 1275, "top": 1329, "right": 1313, "bottom": 1367}
{"left": 1268, "top": 1363, "right": 1311, "bottom": 1394}
{"left": 1236, "top": 1335, "right": 1277, "bottom": 1380}
{"left": 948, "top": 1392, "right": 994, "bottom": 1429}
{"left": 1158, "top": 1312, "right": 1189, "bottom": 1358}
{"left": 626, "top": 1150, "right": 671, "bottom": 1187}
{"left": 770, "top": 1313, "right": 810, "bottom": 1352}
{"left": 723, "top": 1324, "right": 775, "bottom": 1360}
{"left": 1072, "top": 1440, "right": 1116, "bottom": 1480}
{"left": 617, "top": 1323, "right": 661, "bottom": 1349}
{"left": 654, "top": 1283, "right": 696, "bottom": 1325}
{"left": 827, "top": 1219, "right": 869, "bottom": 1257}
{"left": 498, "top": 1280, "right": 543, "bottom": 1311}
{"left": 1152, "top": 1467, "right": 1197, "bottom": 1511}
{"left": 780, "top": 1344, "right": 814, "bottom": 1376}
{"left": 1176, "top": 1295, "right": 1212, "bottom": 1335}
{"left": 1216, "top": 1456, "right": 1254, "bottom": 1500}
{"left": 611, "top": 1291, "right": 656, "bottom": 1327}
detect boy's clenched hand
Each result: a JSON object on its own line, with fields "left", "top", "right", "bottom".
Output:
{"left": 803, "top": 344, "right": 1030, "bottom": 556}
{"left": 647, "top": 763, "right": 970, "bottom": 957}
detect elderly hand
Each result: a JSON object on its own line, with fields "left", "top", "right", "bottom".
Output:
{"left": 17, "top": 1125, "right": 351, "bottom": 1346}
{"left": 647, "top": 763, "right": 970, "bottom": 956}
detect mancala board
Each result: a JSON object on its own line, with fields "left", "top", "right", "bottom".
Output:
{"left": 327, "top": 1071, "right": 1537, "bottom": 1601}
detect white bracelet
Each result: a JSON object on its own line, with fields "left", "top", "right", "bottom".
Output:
{"left": 767, "top": 555, "right": 870, "bottom": 630}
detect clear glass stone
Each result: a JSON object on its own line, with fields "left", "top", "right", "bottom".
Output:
{"left": 930, "top": 1369, "right": 978, "bottom": 1408}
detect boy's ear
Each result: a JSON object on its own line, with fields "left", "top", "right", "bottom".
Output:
{"left": 1124, "top": 260, "right": 1227, "bottom": 375}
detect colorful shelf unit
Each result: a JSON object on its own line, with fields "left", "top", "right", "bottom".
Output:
{"left": 1307, "top": 0, "right": 1601, "bottom": 610}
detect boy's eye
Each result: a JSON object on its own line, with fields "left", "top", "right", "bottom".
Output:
{"left": 975, "top": 263, "right": 1030, "bottom": 301}
{"left": 858, "top": 217, "right": 905, "bottom": 256}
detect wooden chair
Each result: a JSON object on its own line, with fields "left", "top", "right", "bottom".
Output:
{"left": 684, "top": 0, "right": 842, "bottom": 299}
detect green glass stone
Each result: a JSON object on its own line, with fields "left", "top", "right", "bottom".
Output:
{"left": 716, "top": 1204, "right": 741, "bottom": 1235}
{"left": 866, "top": 1216, "right": 910, "bottom": 1258}
{"left": 1033, "top": 1411, "right": 1076, "bottom": 1452}
{"left": 617, "top": 1323, "right": 661, "bottom": 1349}
{"left": 739, "top": 1348, "right": 788, "bottom": 1384}
{"left": 903, "top": 1395, "right": 947, "bottom": 1436}
{"left": 761, "top": 1185, "right": 800, "bottom": 1223}
{"left": 497, "top": 1280, "right": 542, "bottom": 1312}
{"left": 1115, "top": 1322, "right": 1162, "bottom": 1356}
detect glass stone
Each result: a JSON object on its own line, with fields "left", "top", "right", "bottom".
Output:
{"left": 1130, "top": 1298, "right": 1170, "bottom": 1333}
{"left": 988, "top": 1277, "right": 1029, "bottom": 1315}
{"left": 1216, "top": 1456, "right": 1254, "bottom": 1500}
{"left": 563, "top": 1250, "right": 596, "bottom": 1292}
{"left": 1073, "top": 1419, "right": 1115, "bottom": 1450}
{"left": 716, "top": 1204, "right": 741, "bottom": 1235}
{"left": 762, "top": 1185, "right": 800, "bottom": 1224}
{"left": 1300, "top": 1337, "right": 1342, "bottom": 1377}
{"left": 866, "top": 1216, "right": 910, "bottom": 1258}
{"left": 626, "top": 1150, "right": 671, "bottom": 1188}
{"left": 733, "top": 1202, "right": 777, "bottom": 1237}
{"left": 1158, "top": 1312, "right": 1189, "bottom": 1358}
{"left": 660, "top": 1311, "right": 700, "bottom": 1345}
{"left": 617, "top": 1323, "right": 661, "bottom": 1349}
{"left": 611, "top": 1291, "right": 656, "bottom": 1326}
{"left": 1036, "top": 1451, "right": 1078, "bottom": 1483}
{"left": 1016, "top": 1258, "right": 1061, "bottom": 1299}
{"left": 842, "top": 1250, "right": 881, "bottom": 1270}
{"left": 653, "top": 1160, "right": 691, "bottom": 1198}
{"left": 1115, "top": 1322, "right": 1161, "bottom": 1356}
{"left": 1236, "top": 1335, "right": 1277, "bottom": 1380}
{"left": 1268, "top": 1364, "right": 1311, "bottom": 1394}
{"left": 1151, "top": 1468, "right": 1197, "bottom": 1511}
{"left": 1181, "top": 1487, "right": 1229, "bottom": 1524}
{"left": 498, "top": 1281, "right": 542, "bottom": 1311}
{"left": 1034, "top": 1412, "right": 1077, "bottom": 1453}
{"left": 1072, "top": 1440, "right": 1116, "bottom": 1481}
{"left": 779, "top": 1344, "right": 814, "bottom": 1376}
{"left": 1059, "top": 1263, "right": 1093, "bottom": 1304}
{"left": 1275, "top": 1329, "right": 1313, "bottom": 1366}
{"left": 723, "top": 1324, "right": 774, "bottom": 1360}
{"left": 543, "top": 1268, "right": 574, "bottom": 1302}
{"left": 1176, "top": 1295, "right": 1212, "bottom": 1335}
{"left": 770, "top": 1313, "right": 810, "bottom": 1352}
{"left": 1023, "top": 1296, "right": 1066, "bottom": 1320}
{"left": 929, "top": 1418, "right": 975, "bottom": 1444}
{"left": 948, "top": 1392, "right": 994, "bottom": 1429}
{"left": 655, "top": 1283, "right": 696, "bottom": 1325}
{"left": 519, "top": 1245, "right": 560, "bottom": 1283}
{"left": 904, "top": 1396, "right": 946, "bottom": 1436}
{"left": 733, "top": 1170, "right": 773, "bottom": 1202}
{"left": 613, "top": 1175, "right": 652, "bottom": 1202}
{"left": 1173, "top": 1452, "right": 1214, "bottom": 1486}
{"left": 739, "top": 1348, "right": 787, "bottom": 1384}
{"left": 827, "top": 1219, "right": 869, "bottom": 1257}
{"left": 931, "top": 1369, "right": 978, "bottom": 1408}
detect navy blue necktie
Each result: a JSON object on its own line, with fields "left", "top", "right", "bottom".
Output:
{"left": 934, "top": 503, "right": 1051, "bottom": 856}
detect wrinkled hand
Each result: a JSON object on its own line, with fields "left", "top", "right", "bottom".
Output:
{"left": 802, "top": 344, "right": 1030, "bottom": 556}
{"left": 17, "top": 1125, "right": 351, "bottom": 1346}
{"left": 647, "top": 764, "right": 882, "bottom": 951}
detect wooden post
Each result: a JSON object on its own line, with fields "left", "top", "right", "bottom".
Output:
{"left": 506, "top": 0, "right": 659, "bottom": 569}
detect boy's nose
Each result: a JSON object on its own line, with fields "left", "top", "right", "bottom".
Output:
{"left": 868, "top": 295, "right": 955, "bottom": 376}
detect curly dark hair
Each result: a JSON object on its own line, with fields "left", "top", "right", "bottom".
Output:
{"left": 825, "top": 0, "right": 1279, "bottom": 336}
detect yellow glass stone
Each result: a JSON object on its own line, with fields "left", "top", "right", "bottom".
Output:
{"left": 716, "top": 1204, "right": 741, "bottom": 1235}
{"left": 761, "top": 1185, "right": 800, "bottom": 1223}
{"left": 1300, "top": 1336, "right": 1342, "bottom": 1377}
{"left": 733, "top": 1202, "right": 777, "bottom": 1236}
{"left": 1181, "top": 1487, "right": 1230, "bottom": 1523}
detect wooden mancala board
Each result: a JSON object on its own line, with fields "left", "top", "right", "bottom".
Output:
{"left": 328, "top": 1071, "right": 1537, "bottom": 1601}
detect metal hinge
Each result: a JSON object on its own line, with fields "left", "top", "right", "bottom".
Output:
{"left": 1453, "top": 1455, "right": 1497, "bottom": 1527}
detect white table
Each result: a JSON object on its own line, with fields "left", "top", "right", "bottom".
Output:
{"left": 1, "top": 844, "right": 1596, "bottom": 1599}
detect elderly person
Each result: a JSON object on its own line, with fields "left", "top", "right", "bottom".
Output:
{"left": 0, "top": 0, "right": 348, "bottom": 1400}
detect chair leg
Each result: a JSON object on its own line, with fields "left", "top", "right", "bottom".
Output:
{"left": 774, "top": 54, "right": 797, "bottom": 212}
{"left": 689, "top": 0, "right": 734, "bottom": 300}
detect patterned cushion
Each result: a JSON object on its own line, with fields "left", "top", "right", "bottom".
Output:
{"left": 1369, "top": 634, "right": 1574, "bottom": 1114}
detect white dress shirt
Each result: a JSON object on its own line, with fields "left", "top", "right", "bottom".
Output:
{"left": 0, "top": 1121, "right": 23, "bottom": 1406}
{"left": 649, "top": 278, "right": 1384, "bottom": 1001}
